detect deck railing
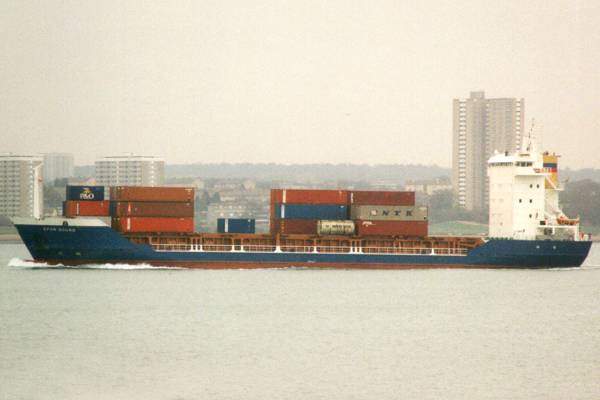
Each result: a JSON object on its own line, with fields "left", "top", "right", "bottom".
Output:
{"left": 149, "top": 243, "right": 468, "bottom": 256}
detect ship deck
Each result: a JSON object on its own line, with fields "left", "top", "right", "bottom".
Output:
{"left": 125, "top": 233, "right": 484, "bottom": 256}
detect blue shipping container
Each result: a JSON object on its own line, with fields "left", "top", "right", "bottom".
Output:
{"left": 217, "top": 218, "right": 256, "bottom": 234}
{"left": 274, "top": 204, "right": 348, "bottom": 220}
{"left": 66, "top": 186, "right": 105, "bottom": 201}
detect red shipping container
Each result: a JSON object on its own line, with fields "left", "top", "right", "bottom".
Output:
{"left": 355, "top": 220, "right": 427, "bottom": 237}
{"left": 350, "top": 191, "right": 415, "bottom": 206}
{"left": 270, "top": 189, "right": 349, "bottom": 205}
{"left": 112, "top": 217, "right": 194, "bottom": 233}
{"left": 110, "top": 186, "right": 195, "bottom": 202}
{"left": 112, "top": 201, "right": 194, "bottom": 217}
{"left": 271, "top": 219, "right": 318, "bottom": 235}
{"left": 63, "top": 201, "right": 110, "bottom": 217}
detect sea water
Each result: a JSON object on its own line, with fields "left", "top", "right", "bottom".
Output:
{"left": 1, "top": 242, "right": 599, "bottom": 400}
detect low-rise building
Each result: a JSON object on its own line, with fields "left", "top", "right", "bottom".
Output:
{"left": 405, "top": 177, "right": 452, "bottom": 196}
{"left": 206, "top": 203, "right": 251, "bottom": 227}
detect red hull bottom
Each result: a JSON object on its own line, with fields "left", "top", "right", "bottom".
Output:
{"left": 35, "top": 259, "right": 512, "bottom": 270}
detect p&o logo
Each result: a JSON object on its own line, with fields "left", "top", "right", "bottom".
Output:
{"left": 79, "top": 187, "right": 95, "bottom": 200}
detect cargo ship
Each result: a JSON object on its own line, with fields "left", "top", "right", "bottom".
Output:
{"left": 12, "top": 149, "right": 592, "bottom": 269}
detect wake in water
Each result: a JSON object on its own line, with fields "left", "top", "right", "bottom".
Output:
{"left": 581, "top": 264, "right": 600, "bottom": 270}
{"left": 7, "top": 258, "right": 180, "bottom": 270}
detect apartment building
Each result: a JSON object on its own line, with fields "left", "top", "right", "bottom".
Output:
{"left": 452, "top": 91, "right": 524, "bottom": 211}
{"left": 0, "top": 153, "right": 44, "bottom": 218}
{"left": 95, "top": 155, "right": 164, "bottom": 187}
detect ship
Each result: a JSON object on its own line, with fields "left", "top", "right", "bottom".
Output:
{"left": 12, "top": 148, "right": 592, "bottom": 269}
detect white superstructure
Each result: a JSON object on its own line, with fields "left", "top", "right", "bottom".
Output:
{"left": 487, "top": 146, "right": 579, "bottom": 240}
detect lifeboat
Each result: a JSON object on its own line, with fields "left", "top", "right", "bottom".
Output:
{"left": 557, "top": 216, "right": 579, "bottom": 226}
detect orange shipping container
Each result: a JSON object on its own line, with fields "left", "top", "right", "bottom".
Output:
{"left": 111, "top": 201, "right": 194, "bottom": 217}
{"left": 271, "top": 219, "right": 318, "bottom": 235}
{"left": 270, "top": 189, "right": 349, "bottom": 205}
{"left": 63, "top": 201, "right": 110, "bottom": 217}
{"left": 112, "top": 217, "right": 194, "bottom": 233}
{"left": 110, "top": 186, "right": 195, "bottom": 202}
{"left": 355, "top": 220, "right": 427, "bottom": 237}
{"left": 350, "top": 191, "right": 415, "bottom": 206}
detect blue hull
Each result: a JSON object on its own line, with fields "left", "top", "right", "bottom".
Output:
{"left": 14, "top": 224, "right": 592, "bottom": 269}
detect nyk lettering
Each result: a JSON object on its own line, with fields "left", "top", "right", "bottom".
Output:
{"left": 379, "top": 209, "right": 413, "bottom": 216}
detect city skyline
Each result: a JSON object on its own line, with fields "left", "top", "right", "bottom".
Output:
{"left": 2, "top": 1, "right": 599, "bottom": 168}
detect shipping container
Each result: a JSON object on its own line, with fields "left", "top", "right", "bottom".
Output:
{"left": 111, "top": 217, "right": 194, "bottom": 233}
{"left": 317, "top": 220, "right": 355, "bottom": 236}
{"left": 66, "top": 186, "right": 105, "bottom": 201}
{"left": 110, "top": 201, "right": 194, "bottom": 217}
{"left": 274, "top": 204, "right": 348, "bottom": 220}
{"left": 271, "top": 189, "right": 349, "bottom": 205}
{"left": 350, "top": 205, "right": 427, "bottom": 221}
{"left": 350, "top": 191, "right": 415, "bottom": 206}
{"left": 63, "top": 201, "right": 110, "bottom": 217}
{"left": 355, "top": 220, "right": 428, "bottom": 237}
{"left": 110, "top": 186, "right": 195, "bottom": 202}
{"left": 271, "top": 219, "right": 318, "bottom": 235}
{"left": 217, "top": 218, "right": 256, "bottom": 234}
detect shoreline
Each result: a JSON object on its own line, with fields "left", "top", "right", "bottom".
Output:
{"left": 0, "top": 234, "right": 21, "bottom": 243}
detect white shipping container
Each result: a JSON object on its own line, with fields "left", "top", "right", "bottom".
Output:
{"left": 317, "top": 220, "right": 355, "bottom": 235}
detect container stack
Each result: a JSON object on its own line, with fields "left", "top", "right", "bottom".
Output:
{"left": 110, "top": 186, "right": 195, "bottom": 233}
{"left": 217, "top": 218, "right": 256, "bottom": 234}
{"left": 269, "top": 188, "right": 427, "bottom": 237}
{"left": 63, "top": 186, "right": 110, "bottom": 217}
{"left": 350, "top": 190, "right": 427, "bottom": 237}
{"left": 270, "top": 189, "right": 350, "bottom": 235}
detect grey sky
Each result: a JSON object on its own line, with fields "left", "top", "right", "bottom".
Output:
{"left": 2, "top": 0, "right": 599, "bottom": 168}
